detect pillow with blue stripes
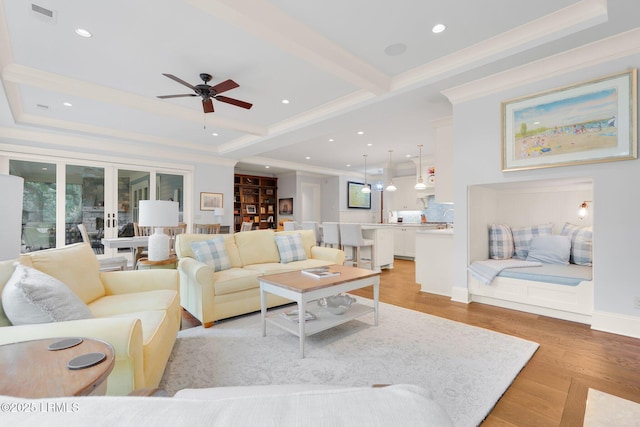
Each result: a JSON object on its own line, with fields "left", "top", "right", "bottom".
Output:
{"left": 275, "top": 233, "right": 307, "bottom": 264}
{"left": 191, "top": 236, "right": 231, "bottom": 272}
{"left": 560, "top": 222, "right": 593, "bottom": 266}
{"left": 512, "top": 223, "right": 553, "bottom": 260}
{"left": 488, "top": 224, "right": 514, "bottom": 260}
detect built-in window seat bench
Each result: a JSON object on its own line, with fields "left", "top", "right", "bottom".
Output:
{"left": 468, "top": 261, "right": 593, "bottom": 324}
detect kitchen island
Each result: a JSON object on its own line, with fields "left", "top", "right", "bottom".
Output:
{"left": 361, "top": 224, "right": 395, "bottom": 271}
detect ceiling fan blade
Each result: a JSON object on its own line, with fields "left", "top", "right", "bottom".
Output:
{"left": 157, "top": 94, "right": 197, "bottom": 99}
{"left": 202, "top": 99, "right": 214, "bottom": 113}
{"left": 215, "top": 95, "right": 253, "bottom": 109}
{"left": 211, "top": 79, "right": 239, "bottom": 95}
{"left": 162, "top": 73, "right": 196, "bottom": 90}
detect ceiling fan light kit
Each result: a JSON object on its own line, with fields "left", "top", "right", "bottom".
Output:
{"left": 157, "top": 73, "right": 253, "bottom": 113}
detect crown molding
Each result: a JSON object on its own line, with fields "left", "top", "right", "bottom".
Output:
{"left": 442, "top": 27, "right": 640, "bottom": 104}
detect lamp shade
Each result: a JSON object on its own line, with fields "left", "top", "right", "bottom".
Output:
{"left": 0, "top": 175, "right": 24, "bottom": 261}
{"left": 138, "top": 200, "right": 179, "bottom": 227}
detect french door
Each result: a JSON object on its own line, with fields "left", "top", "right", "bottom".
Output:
{"left": 9, "top": 157, "right": 188, "bottom": 261}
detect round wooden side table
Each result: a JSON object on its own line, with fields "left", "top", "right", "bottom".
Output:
{"left": 0, "top": 337, "right": 115, "bottom": 397}
{"left": 136, "top": 255, "right": 178, "bottom": 270}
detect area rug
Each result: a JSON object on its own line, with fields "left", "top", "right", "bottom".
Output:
{"left": 160, "top": 299, "right": 538, "bottom": 427}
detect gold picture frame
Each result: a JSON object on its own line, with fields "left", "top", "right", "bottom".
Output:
{"left": 502, "top": 69, "right": 637, "bottom": 171}
{"left": 200, "top": 192, "right": 223, "bottom": 211}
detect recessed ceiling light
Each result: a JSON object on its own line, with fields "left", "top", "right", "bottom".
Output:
{"left": 406, "top": 154, "right": 412, "bottom": 158}
{"left": 281, "top": 99, "right": 290, "bottom": 104}
{"left": 75, "top": 28, "right": 92, "bottom": 38}
{"left": 265, "top": 165, "right": 270, "bottom": 169}
{"left": 367, "top": 143, "right": 373, "bottom": 147}
{"left": 305, "top": 156, "right": 311, "bottom": 160}
{"left": 328, "top": 138, "right": 334, "bottom": 142}
{"left": 211, "top": 132, "right": 218, "bottom": 136}
{"left": 432, "top": 24, "right": 446, "bottom": 34}
{"left": 384, "top": 43, "right": 407, "bottom": 56}
{"left": 346, "top": 164, "right": 351, "bottom": 167}
{"left": 63, "top": 102, "right": 72, "bottom": 107}
{"left": 357, "top": 131, "right": 364, "bottom": 135}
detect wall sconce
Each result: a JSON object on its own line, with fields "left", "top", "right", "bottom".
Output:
{"left": 578, "top": 200, "right": 592, "bottom": 219}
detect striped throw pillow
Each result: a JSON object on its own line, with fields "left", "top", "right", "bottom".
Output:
{"left": 488, "top": 224, "right": 514, "bottom": 259}
{"left": 512, "top": 223, "right": 553, "bottom": 260}
{"left": 560, "top": 222, "right": 593, "bottom": 266}
{"left": 191, "top": 236, "right": 231, "bottom": 272}
{"left": 275, "top": 233, "right": 307, "bottom": 264}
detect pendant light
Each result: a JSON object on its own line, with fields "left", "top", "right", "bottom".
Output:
{"left": 414, "top": 144, "right": 427, "bottom": 190}
{"left": 361, "top": 154, "right": 371, "bottom": 194}
{"left": 385, "top": 150, "right": 397, "bottom": 192}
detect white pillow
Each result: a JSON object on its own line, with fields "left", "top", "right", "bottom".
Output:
{"left": 525, "top": 235, "right": 571, "bottom": 265}
{"left": 1, "top": 264, "right": 94, "bottom": 325}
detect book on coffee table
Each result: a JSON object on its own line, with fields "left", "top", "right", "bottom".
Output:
{"left": 280, "top": 309, "right": 316, "bottom": 323}
{"left": 301, "top": 267, "right": 340, "bottom": 279}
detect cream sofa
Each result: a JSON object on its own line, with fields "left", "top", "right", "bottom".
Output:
{"left": 0, "top": 243, "right": 180, "bottom": 396}
{"left": 0, "top": 384, "right": 453, "bottom": 426}
{"left": 176, "top": 229, "right": 345, "bottom": 327}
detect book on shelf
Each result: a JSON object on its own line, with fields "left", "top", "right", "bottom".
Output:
{"left": 280, "top": 309, "right": 316, "bottom": 323}
{"left": 301, "top": 267, "right": 340, "bottom": 279}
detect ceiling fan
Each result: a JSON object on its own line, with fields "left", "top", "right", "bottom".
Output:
{"left": 157, "top": 73, "right": 253, "bottom": 113}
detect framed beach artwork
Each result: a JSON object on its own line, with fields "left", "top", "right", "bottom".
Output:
{"left": 347, "top": 181, "right": 371, "bottom": 209}
{"left": 502, "top": 69, "right": 637, "bottom": 171}
{"left": 200, "top": 192, "right": 223, "bottom": 211}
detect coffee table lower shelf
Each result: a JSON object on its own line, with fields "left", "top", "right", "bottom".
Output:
{"left": 266, "top": 302, "right": 374, "bottom": 337}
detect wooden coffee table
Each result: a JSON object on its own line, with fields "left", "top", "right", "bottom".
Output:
{"left": 260, "top": 264, "right": 380, "bottom": 358}
{"left": 0, "top": 337, "right": 115, "bottom": 397}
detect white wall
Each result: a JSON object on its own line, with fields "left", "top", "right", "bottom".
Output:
{"left": 276, "top": 172, "right": 297, "bottom": 221}
{"left": 192, "top": 162, "right": 235, "bottom": 228}
{"left": 449, "top": 48, "right": 640, "bottom": 335}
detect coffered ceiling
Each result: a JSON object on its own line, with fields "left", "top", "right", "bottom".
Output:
{"left": 0, "top": 0, "right": 637, "bottom": 176}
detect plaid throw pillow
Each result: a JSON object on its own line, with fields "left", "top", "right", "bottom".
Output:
{"left": 512, "top": 223, "right": 553, "bottom": 259}
{"left": 275, "top": 234, "right": 307, "bottom": 264}
{"left": 191, "top": 236, "right": 231, "bottom": 272}
{"left": 488, "top": 224, "right": 514, "bottom": 260}
{"left": 560, "top": 222, "right": 593, "bottom": 266}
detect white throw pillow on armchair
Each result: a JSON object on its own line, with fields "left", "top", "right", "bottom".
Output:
{"left": 1, "top": 264, "right": 94, "bottom": 325}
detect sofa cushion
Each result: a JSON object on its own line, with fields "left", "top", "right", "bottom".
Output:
{"left": 212, "top": 268, "right": 263, "bottom": 296}
{"left": 234, "top": 230, "right": 280, "bottom": 266}
{"left": 88, "top": 289, "right": 179, "bottom": 318}
{"left": 19, "top": 243, "right": 105, "bottom": 304}
{"left": 191, "top": 237, "right": 231, "bottom": 272}
{"left": 526, "top": 235, "right": 571, "bottom": 265}
{"left": 488, "top": 224, "right": 514, "bottom": 260}
{"left": 2, "top": 264, "right": 94, "bottom": 325}
{"left": 274, "top": 234, "right": 307, "bottom": 263}
{"left": 512, "top": 223, "right": 553, "bottom": 260}
{"left": 560, "top": 222, "right": 593, "bottom": 266}
{"left": 176, "top": 234, "right": 242, "bottom": 268}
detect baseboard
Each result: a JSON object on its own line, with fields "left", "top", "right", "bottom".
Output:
{"left": 470, "top": 295, "right": 592, "bottom": 324}
{"left": 451, "top": 286, "right": 470, "bottom": 304}
{"left": 591, "top": 310, "right": 640, "bottom": 339}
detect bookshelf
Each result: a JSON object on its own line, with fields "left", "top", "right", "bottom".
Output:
{"left": 234, "top": 174, "right": 277, "bottom": 232}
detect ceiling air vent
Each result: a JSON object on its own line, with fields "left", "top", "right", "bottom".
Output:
{"left": 36, "top": 104, "right": 50, "bottom": 110}
{"left": 30, "top": 4, "right": 57, "bottom": 23}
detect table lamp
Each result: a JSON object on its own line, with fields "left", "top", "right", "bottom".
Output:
{"left": 0, "top": 175, "right": 24, "bottom": 261}
{"left": 138, "top": 200, "right": 179, "bottom": 261}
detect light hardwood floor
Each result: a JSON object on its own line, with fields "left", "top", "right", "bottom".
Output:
{"left": 181, "top": 259, "right": 640, "bottom": 426}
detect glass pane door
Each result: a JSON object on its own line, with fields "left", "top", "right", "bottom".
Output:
{"left": 10, "top": 160, "right": 57, "bottom": 253}
{"left": 65, "top": 165, "right": 106, "bottom": 253}
{"left": 117, "top": 169, "right": 150, "bottom": 237}
{"left": 157, "top": 173, "right": 184, "bottom": 222}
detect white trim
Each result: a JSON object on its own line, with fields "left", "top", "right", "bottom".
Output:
{"left": 451, "top": 286, "right": 471, "bottom": 304}
{"left": 471, "top": 294, "right": 592, "bottom": 324}
{"left": 591, "top": 310, "right": 640, "bottom": 339}
{"left": 442, "top": 27, "right": 640, "bottom": 105}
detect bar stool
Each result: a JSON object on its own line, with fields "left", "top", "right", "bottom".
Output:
{"left": 339, "top": 223, "right": 373, "bottom": 269}
{"left": 301, "top": 221, "right": 321, "bottom": 246}
{"left": 322, "top": 222, "right": 341, "bottom": 249}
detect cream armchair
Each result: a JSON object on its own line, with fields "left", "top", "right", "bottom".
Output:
{"left": 0, "top": 243, "right": 180, "bottom": 396}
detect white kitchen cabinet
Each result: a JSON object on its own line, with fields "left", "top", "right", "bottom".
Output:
{"left": 393, "top": 226, "right": 417, "bottom": 258}
{"left": 415, "top": 229, "right": 453, "bottom": 296}
{"left": 362, "top": 226, "right": 394, "bottom": 270}
{"left": 390, "top": 176, "right": 431, "bottom": 211}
